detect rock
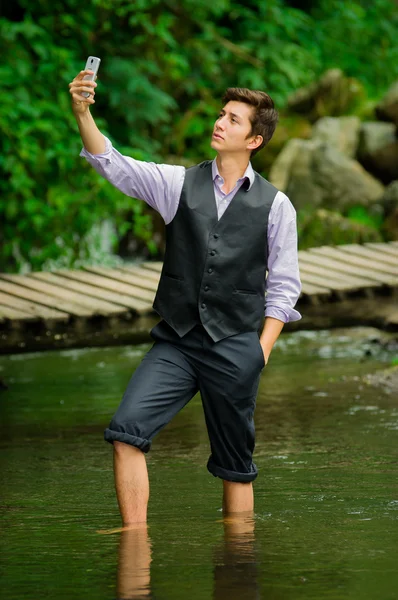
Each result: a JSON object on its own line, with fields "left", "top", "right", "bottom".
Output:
{"left": 358, "top": 121, "right": 396, "bottom": 157}
{"left": 364, "top": 365, "right": 398, "bottom": 395}
{"left": 299, "top": 208, "right": 383, "bottom": 249}
{"left": 268, "top": 138, "right": 303, "bottom": 192}
{"left": 358, "top": 122, "right": 398, "bottom": 184}
{"left": 312, "top": 116, "right": 361, "bottom": 157}
{"left": 380, "top": 180, "right": 398, "bottom": 214}
{"left": 287, "top": 69, "right": 366, "bottom": 122}
{"left": 375, "top": 81, "right": 398, "bottom": 126}
{"left": 283, "top": 140, "right": 385, "bottom": 212}
{"left": 381, "top": 181, "right": 398, "bottom": 240}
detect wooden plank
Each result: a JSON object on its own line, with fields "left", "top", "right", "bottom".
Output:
{"left": 55, "top": 270, "right": 153, "bottom": 311}
{"left": 0, "top": 274, "right": 126, "bottom": 316}
{"left": 298, "top": 261, "right": 372, "bottom": 291}
{"left": 0, "top": 304, "right": 36, "bottom": 320}
{"left": 301, "top": 251, "right": 389, "bottom": 286}
{"left": 310, "top": 246, "right": 398, "bottom": 278}
{"left": 119, "top": 265, "right": 161, "bottom": 283}
{"left": 141, "top": 261, "right": 163, "bottom": 273}
{"left": 298, "top": 273, "right": 333, "bottom": 293}
{"left": 0, "top": 278, "right": 96, "bottom": 317}
{"left": 364, "top": 242, "right": 398, "bottom": 259}
{"left": 339, "top": 244, "right": 398, "bottom": 271}
{"left": 84, "top": 267, "right": 158, "bottom": 295}
{"left": 0, "top": 290, "right": 69, "bottom": 320}
{"left": 31, "top": 272, "right": 140, "bottom": 313}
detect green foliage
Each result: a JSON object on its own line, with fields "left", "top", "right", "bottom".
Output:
{"left": 0, "top": 0, "right": 397, "bottom": 271}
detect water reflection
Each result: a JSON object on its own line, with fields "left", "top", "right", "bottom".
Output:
{"left": 117, "top": 525, "right": 152, "bottom": 600}
{"left": 115, "top": 516, "right": 259, "bottom": 600}
{"left": 213, "top": 515, "right": 259, "bottom": 600}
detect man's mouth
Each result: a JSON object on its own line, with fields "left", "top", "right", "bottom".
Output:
{"left": 212, "top": 132, "right": 223, "bottom": 140}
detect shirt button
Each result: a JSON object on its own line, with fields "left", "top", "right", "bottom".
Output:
{"left": 201, "top": 302, "right": 206, "bottom": 309}
{"left": 208, "top": 268, "right": 213, "bottom": 274}
{"left": 204, "top": 285, "right": 210, "bottom": 291}
{"left": 210, "top": 250, "right": 216, "bottom": 256}
{"left": 213, "top": 234, "right": 219, "bottom": 239}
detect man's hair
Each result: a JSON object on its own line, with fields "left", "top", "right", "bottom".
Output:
{"left": 222, "top": 88, "right": 278, "bottom": 156}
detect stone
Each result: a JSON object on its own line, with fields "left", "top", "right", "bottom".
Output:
{"left": 287, "top": 69, "right": 366, "bottom": 122}
{"left": 376, "top": 81, "right": 398, "bottom": 126}
{"left": 299, "top": 208, "right": 382, "bottom": 249}
{"left": 357, "top": 122, "right": 398, "bottom": 184}
{"left": 381, "top": 181, "right": 398, "bottom": 240}
{"left": 268, "top": 138, "right": 303, "bottom": 192}
{"left": 312, "top": 116, "right": 361, "bottom": 157}
{"left": 358, "top": 121, "right": 396, "bottom": 157}
{"left": 282, "top": 139, "right": 384, "bottom": 212}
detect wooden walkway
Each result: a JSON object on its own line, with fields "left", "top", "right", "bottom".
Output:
{"left": 0, "top": 241, "right": 397, "bottom": 352}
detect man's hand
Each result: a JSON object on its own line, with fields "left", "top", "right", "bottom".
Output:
{"left": 259, "top": 317, "right": 285, "bottom": 365}
{"left": 69, "top": 70, "right": 97, "bottom": 115}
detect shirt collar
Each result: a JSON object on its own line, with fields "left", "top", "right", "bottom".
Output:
{"left": 211, "top": 159, "right": 255, "bottom": 191}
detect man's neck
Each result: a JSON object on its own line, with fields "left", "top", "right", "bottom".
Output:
{"left": 216, "top": 154, "right": 250, "bottom": 194}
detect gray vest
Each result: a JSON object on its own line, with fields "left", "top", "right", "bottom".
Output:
{"left": 153, "top": 161, "right": 278, "bottom": 342}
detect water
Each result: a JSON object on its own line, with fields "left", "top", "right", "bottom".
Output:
{"left": 0, "top": 327, "right": 397, "bottom": 599}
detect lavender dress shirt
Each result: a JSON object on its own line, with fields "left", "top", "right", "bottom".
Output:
{"left": 80, "top": 137, "right": 302, "bottom": 323}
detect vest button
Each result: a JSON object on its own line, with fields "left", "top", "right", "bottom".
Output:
{"left": 204, "top": 285, "right": 210, "bottom": 291}
{"left": 201, "top": 302, "right": 206, "bottom": 309}
{"left": 210, "top": 250, "right": 216, "bottom": 256}
{"left": 208, "top": 268, "right": 213, "bottom": 273}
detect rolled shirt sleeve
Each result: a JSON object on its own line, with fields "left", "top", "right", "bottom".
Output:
{"left": 80, "top": 136, "right": 184, "bottom": 224}
{"left": 265, "top": 191, "right": 302, "bottom": 322}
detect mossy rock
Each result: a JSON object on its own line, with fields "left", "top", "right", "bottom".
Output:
{"left": 298, "top": 208, "right": 383, "bottom": 250}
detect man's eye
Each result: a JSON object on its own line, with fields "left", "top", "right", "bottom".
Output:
{"left": 231, "top": 118, "right": 237, "bottom": 123}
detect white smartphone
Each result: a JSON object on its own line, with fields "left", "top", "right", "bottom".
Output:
{"left": 81, "top": 56, "right": 101, "bottom": 98}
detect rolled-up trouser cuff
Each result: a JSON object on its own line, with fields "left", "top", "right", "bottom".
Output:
{"left": 207, "top": 457, "right": 258, "bottom": 483}
{"left": 104, "top": 428, "right": 151, "bottom": 453}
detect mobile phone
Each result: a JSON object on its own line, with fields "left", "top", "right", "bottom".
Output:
{"left": 81, "top": 56, "right": 101, "bottom": 98}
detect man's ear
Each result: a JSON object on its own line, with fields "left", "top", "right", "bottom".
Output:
{"left": 247, "top": 135, "right": 263, "bottom": 152}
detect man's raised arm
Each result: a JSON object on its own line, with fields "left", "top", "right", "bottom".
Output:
{"left": 69, "top": 69, "right": 105, "bottom": 154}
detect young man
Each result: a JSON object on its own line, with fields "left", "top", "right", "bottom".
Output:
{"left": 69, "top": 70, "right": 301, "bottom": 525}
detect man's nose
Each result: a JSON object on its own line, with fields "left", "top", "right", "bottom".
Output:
{"left": 217, "top": 117, "right": 226, "bottom": 130}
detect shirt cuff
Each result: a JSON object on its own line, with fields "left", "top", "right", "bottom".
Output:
{"left": 265, "top": 306, "right": 302, "bottom": 323}
{"left": 79, "top": 135, "right": 112, "bottom": 161}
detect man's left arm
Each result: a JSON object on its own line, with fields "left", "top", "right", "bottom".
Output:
{"left": 260, "top": 192, "right": 302, "bottom": 364}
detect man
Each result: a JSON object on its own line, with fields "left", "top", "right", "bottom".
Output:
{"left": 69, "top": 70, "right": 301, "bottom": 525}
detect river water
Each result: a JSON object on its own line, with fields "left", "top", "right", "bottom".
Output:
{"left": 0, "top": 327, "right": 397, "bottom": 599}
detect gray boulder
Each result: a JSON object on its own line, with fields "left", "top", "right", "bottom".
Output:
{"left": 312, "top": 116, "right": 361, "bottom": 157}
{"left": 357, "top": 121, "right": 398, "bottom": 184}
{"left": 376, "top": 81, "right": 398, "bottom": 127}
{"left": 272, "top": 139, "right": 385, "bottom": 212}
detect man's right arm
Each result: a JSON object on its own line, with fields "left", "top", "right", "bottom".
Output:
{"left": 69, "top": 69, "right": 184, "bottom": 223}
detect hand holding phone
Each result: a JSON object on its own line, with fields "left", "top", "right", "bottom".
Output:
{"left": 81, "top": 56, "right": 101, "bottom": 98}
{"left": 68, "top": 57, "right": 101, "bottom": 115}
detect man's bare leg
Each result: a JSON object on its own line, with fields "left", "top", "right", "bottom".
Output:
{"left": 222, "top": 481, "right": 253, "bottom": 514}
{"left": 113, "top": 441, "right": 149, "bottom": 524}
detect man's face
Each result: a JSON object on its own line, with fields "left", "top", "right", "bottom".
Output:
{"left": 210, "top": 101, "right": 256, "bottom": 154}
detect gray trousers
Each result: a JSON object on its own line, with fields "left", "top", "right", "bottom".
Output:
{"left": 104, "top": 321, "right": 265, "bottom": 482}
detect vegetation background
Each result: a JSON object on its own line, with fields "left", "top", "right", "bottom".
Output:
{"left": 1, "top": 0, "right": 397, "bottom": 272}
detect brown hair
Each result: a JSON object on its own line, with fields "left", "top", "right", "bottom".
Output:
{"left": 222, "top": 88, "right": 278, "bottom": 156}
